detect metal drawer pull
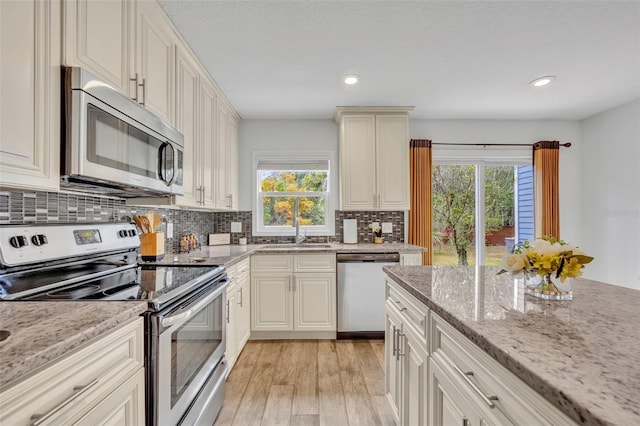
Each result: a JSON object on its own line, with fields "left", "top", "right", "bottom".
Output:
{"left": 393, "top": 300, "right": 407, "bottom": 312}
{"left": 453, "top": 364, "right": 498, "bottom": 408}
{"left": 162, "top": 309, "right": 193, "bottom": 327}
{"left": 238, "top": 287, "right": 243, "bottom": 306}
{"left": 30, "top": 378, "right": 99, "bottom": 425}
{"left": 138, "top": 78, "right": 146, "bottom": 106}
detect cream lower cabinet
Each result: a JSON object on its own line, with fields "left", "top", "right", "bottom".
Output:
{"left": 0, "top": 0, "right": 60, "bottom": 192}
{"left": 385, "top": 275, "right": 577, "bottom": 426}
{"left": 400, "top": 253, "right": 423, "bottom": 265}
{"left": 225, "top": 258, "right": 251, "bottom": 372}
{"left": 385, "top": 278, "right": 430, "bottom": 426}
{"left": 251, "top": 254, "right": 336, "bottom": 338}
{"left": 0, "top": 318, "right": 145, "bottom": 426}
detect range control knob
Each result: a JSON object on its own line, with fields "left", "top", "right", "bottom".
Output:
{"left": 118, "top": 230, "right": 128, "bottom": 238}
{"left": 128, "top": 229, "right": 137, "bottom": 237}
{"left": 9, "top": 235, "right": 28, "bottom": 248}
{"left": 31, "top": 234, "right": 48, "bottom": 246}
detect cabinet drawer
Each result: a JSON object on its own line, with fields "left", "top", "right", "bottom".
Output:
{"left": 251, "top": 255, "right": 293, "bottom": 272}
{"left": 386, "top": 278, "right": 429, "bottom": 345}
{"left": 236, "top": 257, "right": 250, "bottom": 277}
{"left": 0, "top": 318, "right": 144, "bottom": 425}
{"left": 293, "top": 254, "right": 336, "bottom": 272}
{"left": 226, "top": 263, "right": 238, "bottom": 283}
{"left": 431, "top": 313, "right": 576, "bottom": 426}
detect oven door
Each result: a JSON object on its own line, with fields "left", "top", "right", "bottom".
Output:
{"left": 152, "top": 278, "right": 228, "bottom": 425}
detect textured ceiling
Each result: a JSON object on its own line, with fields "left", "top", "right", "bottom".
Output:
{"left": 158, "top": 1, "right": 640, "bottom": 120}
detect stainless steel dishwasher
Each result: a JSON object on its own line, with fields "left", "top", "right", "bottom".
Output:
{"left": 337, "top": 252, "right": 400, "bottom": 339}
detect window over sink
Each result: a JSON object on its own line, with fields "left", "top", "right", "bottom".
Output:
{"left": 252, "top": 152, "right": 335, "bottom": 237}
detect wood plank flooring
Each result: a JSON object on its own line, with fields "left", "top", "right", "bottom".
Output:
{"left": 215, "top": 340, "right": 395, "bottom": 426}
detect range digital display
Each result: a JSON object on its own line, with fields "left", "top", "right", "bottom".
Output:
{"left": 73, "top": 229, "right": 102, "bottom": 245}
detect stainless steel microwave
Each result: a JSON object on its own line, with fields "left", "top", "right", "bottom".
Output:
{"left": 61, "top": 67, "right": 184, "bottom": 197}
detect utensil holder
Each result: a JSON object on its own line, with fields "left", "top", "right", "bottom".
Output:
{"left": 141, "top": 232, "right": 165, "bottom": 261}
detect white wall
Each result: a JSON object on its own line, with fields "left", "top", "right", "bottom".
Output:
{"left": 410, "top": 120, "right": 583, "bottom": 243}
{"left": 580, "top": 99, "right": 640, "bottom": 289}
{"left": 237, "top": 120, "right": 339, "bottom": 210}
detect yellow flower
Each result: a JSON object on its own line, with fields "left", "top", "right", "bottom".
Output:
{"left": 559, "top": 257, "right": 584, "bottom": 281}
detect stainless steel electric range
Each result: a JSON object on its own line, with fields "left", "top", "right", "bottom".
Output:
{"left": 0, "top": 222, "right": 228, "bottom": 426}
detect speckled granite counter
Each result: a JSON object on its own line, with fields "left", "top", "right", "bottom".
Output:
{"left": 383, "top": 265, "right": 640, "bottom": 426}
{"left": 0, "top": 301, "right": 147, "bottom": 388}
{"left": 142, "top": 242, "right": 425, "bottom": 267}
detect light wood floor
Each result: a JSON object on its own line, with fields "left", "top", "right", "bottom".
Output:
{"left": 214, "top": 340, "right": 396, "bottom": 426}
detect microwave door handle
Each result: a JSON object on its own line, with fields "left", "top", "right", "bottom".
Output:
{"left": 158, "top": 142, "right": 175, "bottom": 185}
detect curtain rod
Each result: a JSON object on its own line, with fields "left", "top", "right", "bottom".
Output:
{"left": 431, "top": 142, "right": 572, "bottom": 148}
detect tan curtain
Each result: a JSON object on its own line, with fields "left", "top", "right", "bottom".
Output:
{"left": 409, "top": 139, "right": 432, "bottom": 265}
{"left": 533, "top": 141, "right": 560, "bottom": 239}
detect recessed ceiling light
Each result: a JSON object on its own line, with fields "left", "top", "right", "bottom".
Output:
{"left": 343, "top": 74, "right": 359, "bottom": 85}
{"left": 529, "top": 75, "right": 556, "bottom": 87}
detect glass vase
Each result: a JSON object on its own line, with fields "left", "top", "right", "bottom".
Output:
{"left": 525, "top": 273, "right": 573, "bottom": 301}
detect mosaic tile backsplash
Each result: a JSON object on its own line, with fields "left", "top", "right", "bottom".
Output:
{"left": 1, "top": 190, "right": 405, "bottom": 253}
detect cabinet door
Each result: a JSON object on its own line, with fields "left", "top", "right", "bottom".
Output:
{"left": 200, "top": 78, "right": 217, "bottom": 208}
{"left": 385, "top": 304, "right": 403, "bottom": 424}
{"left": 251, "top": 274, "right": 293, "bottom": 331}
{"left": 174, "top": 48, "right": 201, "bottom": 207}
{"left": 294, "top": 272, "right": 336, "bottom": 331}
{"left": 429, "top": 356, "right": 477, "bottom": 426}
{"left": 226, "top": 287, "right": 238, "bottom": 369}
{"left": 228, "top": 114, "right": 239, "bottom": 210}
{"left": 237, "top": 277, "right": 251, "bottom": 350}
{"left": 0, "top": 0, "right": 60, "bottom": 192}
{"left": 214, "top": 102, "right": 230, "bottom": 209}
{"left": 340, "top": 115, "right": 376, "bottom": 210}
{"left": 400, "top": 253, "right": 423, "bottom": 266}
{"left": 133, "top": 0, "right": 175, "bottom": 124}
{"left": 63, "top": 0, "right": 131, "bottom": 95}
{"left": 376, "top": 115, "right": 409, "bottom": 210}
{"left": 402, "top": 328, "right": 429, "bottom": 426}
{"left": 74, "top": 368, "right": 145, "bottom": 426}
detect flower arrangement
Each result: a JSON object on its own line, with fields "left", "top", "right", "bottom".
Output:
{"left": 499, "top": 236, "right": 593, "bottom": 281}
{"left": 368, "top": 223, "right": 382, "bottom": 237}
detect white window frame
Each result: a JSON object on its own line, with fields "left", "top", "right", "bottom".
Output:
{"left": 252, "top": 151, "right": 336, "bottom": 237}
{"left": 433, "top": 145, "right": 532, "bottom": 265}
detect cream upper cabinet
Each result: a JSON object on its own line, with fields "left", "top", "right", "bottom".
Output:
{"left": 132, "top": 0, "right": 175, "bottom": 124}
{"left": 335, "top": 107, "right": 413, "bottom": 211}
{"left": 174, "top": 48, "right": 201, "bottom": 207}
{"left": 0, "top": 0, "right": 61, "bottom": 192}
{"left": 214, "top": 102, "right": 240, "bottom": 210}
{"left": 64, "top": 0, "right": 176, "bottom": 124}
{"left": 63, "top": 0, "right": 132, "bottom": 94}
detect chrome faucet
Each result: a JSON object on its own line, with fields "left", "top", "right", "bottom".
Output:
{"left": 293, "top": 198, "right": 306, "bottom": 244}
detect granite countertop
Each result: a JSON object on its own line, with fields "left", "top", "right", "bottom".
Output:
{"left": 0, "top": 301, "right": 147, "bottom": 388}
{"left": 143, "top": 242, "right": 425, "bottom": 267}
{"left": 384, "top": 265, "right": 640, "bottom": 426}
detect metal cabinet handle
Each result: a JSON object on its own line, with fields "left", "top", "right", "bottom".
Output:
{"left": 392, "top": 325, "right": 397, "bottom": 356}
{"left": 452, "top": 364, "right": 498, "bottom": 408}
{"left": 377, "top": 194, "right": 381, "bottom": 208}
{"left": 227, "top": 194, "right": 233, "bottom": 209}
{"left": 238, "top": 287, "right": 243, "bottom": 306}
{"left": 463, "top": 417, "right": 469, "bottom": 426}
{"left": 130, "top": 73, "right": 139, "bottom": 101}
{"left": 162, "top": 309, "right": 193, "bottom": 327}
{"left": 396, "top": 330, "right": 405, "bottom": 360}
{"left": 30, "top": 378, "right": 99, "bottom": 425}
{"left": 138, "top": 78, "right": 146, "bottom": 106}
{"left": 226, "top": 300, "right": 230, "bottom": 323}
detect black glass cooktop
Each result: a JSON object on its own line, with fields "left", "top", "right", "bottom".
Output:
{"left": 1, "top": 264, "right": 225, "bottom": 311}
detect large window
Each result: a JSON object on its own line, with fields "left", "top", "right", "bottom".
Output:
{"left": 252, "top": 152, "right": 334, "bottom": 236}
{"left": 432, "top": 146, "right": 532, "bottom": 266}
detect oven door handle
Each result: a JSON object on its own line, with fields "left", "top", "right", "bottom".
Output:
{"left": 161, "top": 308, "right": 193, "bottom": 327}
{"left": 159, "top": 278, "right": 228, "bottom": 329}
